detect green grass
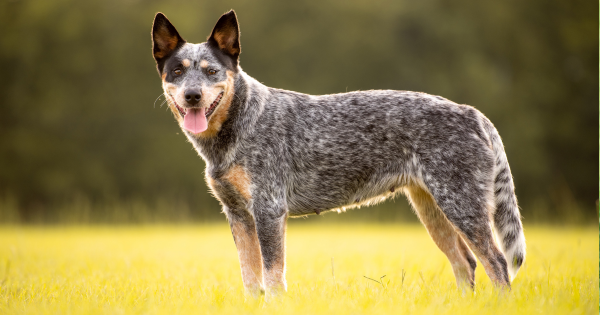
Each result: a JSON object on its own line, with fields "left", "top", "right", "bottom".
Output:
{"left": 0, "top": 224, "right": 597, "bottom": 314}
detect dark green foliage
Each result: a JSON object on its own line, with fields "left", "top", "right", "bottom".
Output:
{"left": 0, "top": 0, "right": 597, "bottom": 223}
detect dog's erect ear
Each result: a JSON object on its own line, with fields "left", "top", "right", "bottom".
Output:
{"left": 152, "top": 13, "right": 185, "bottom": 64}
{"left": 207, "top": 10, "right": 241, "bottom": 60}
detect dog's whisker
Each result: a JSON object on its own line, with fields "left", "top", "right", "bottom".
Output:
{"left": 161, "top": 100, "right": 170, "bottom": 111}
{"left": 160, "top": 98, "right": 168, "bottom": 107}
{"left": 153, "top": 93, "right": 166, "bottom": 108}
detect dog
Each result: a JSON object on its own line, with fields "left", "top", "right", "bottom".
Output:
{"left": 151, "top": 10, "right": 526, "bottom": 296}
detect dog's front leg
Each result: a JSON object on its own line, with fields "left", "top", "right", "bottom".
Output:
{"left": 253, "top": 203, "right": 288, "bottom": 296}
{"left": 226, "top": 208, "right": 265, "bottom": 297}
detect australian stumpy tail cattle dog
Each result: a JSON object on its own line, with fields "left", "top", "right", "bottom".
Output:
{"left": 151, "top": 10, "right": 526, "bottom": 296}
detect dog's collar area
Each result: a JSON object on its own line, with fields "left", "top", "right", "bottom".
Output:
{"left": 174, "top": 91, "right": 224, "bottom": 119}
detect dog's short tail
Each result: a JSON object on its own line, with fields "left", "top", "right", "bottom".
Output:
{"left": 483, "top": 119, "right": 526, "bottom": 281}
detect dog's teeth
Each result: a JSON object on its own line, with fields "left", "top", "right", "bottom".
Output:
{"left": 205, "top": 92, "right": 224, "bottom": 117}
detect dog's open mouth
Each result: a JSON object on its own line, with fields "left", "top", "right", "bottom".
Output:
{"left": 173, "top": 92, "right": 224, "bottom": 134}
{"left": 205, "top": 92, "right": 223, "bottom": 118}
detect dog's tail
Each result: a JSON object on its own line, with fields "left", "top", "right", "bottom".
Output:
{"left": 483, "top": 119, "right": 526, "bottom": 281}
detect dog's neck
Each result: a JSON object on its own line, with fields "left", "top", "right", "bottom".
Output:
{"left": 186, "top": 69, "right": 268, "bottom": 169}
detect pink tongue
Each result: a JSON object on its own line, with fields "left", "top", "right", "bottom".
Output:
{"left": 183, "top": 108, "right": 207, "bottom": 133}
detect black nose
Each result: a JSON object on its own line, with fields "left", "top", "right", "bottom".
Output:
{"left": 184, "top": 90, "right": 201, "bottom": 105}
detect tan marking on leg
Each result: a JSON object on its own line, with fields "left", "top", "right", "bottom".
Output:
{"left": 264, "top": 255, "right": 286, "bottom": 294}
{"left": 231, "top": 220, "right": 264, "bottom": 296}
{"left": 181, "top": 58, "right": 191, "bottom": 67}
{"left": 197, "top": 70, "right": 235, "bottom": 138}
{"left": 200, "top": 60, "right": 209, "bottom": 68}
{"left": 457, "top": 236, "right": 478, "bottom": 283}
{"left": 405, "top": 184, "right": 475, "bottom": 288}
{"left": 223, "top": 165, "right": 251, "bottom": 200}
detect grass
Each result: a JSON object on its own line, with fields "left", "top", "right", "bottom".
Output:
{"left": 0, "top": 223, "right": 596, "bottom": 314}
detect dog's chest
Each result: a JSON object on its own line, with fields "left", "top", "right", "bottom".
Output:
{"left": 206, "top": 164, "right": 252, "bottom": 208}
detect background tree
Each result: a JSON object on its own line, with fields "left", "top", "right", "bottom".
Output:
{"left": 0, "top": 0, "right": 597, "bottom": 223}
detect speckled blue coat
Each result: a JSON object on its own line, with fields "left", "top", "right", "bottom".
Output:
{"left": 152, "top": 10, "right": 525, "bottom": 296}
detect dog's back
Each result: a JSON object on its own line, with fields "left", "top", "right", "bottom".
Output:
{"left": 245, "top": 87, "right": 492, "bottom": 214}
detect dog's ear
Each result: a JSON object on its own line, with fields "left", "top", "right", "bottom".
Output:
{"left": 152, "top": 13, "right": 185, "bottom": 66}
{"left": 207, "top": 10, "right": 241, "bottom": 61}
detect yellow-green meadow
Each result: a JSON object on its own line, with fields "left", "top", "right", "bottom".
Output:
{"left": 0, "top": 224, "right": 596, "bottom": 314}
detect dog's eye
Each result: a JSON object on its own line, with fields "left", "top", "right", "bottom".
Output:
{"left": 173, "top": 68, "right": 183, "bottom": 76}
{"left": 208, "top": 69, "right": 217, "bottom": 75}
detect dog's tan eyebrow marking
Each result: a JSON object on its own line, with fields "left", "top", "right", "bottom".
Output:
{"left": 200, "top": 60, "right": 209, "bottom": 68}
{"left": 182, "top": 59, "right": 191, "bottom": 67}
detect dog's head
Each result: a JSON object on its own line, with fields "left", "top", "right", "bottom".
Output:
{"left": 152, "top": 10, "right": 240, "bottom": 137}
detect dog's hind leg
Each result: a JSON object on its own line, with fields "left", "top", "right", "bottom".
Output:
{"left": 225, "top": 208, "right": 265, "bottom": 297}
{"left": 421, "top": 172, "right": 511, "bottom": 289}
{"left": 405, "top": 185, "right": 477, "bottom": 289}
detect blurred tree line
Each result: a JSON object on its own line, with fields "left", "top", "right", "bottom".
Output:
{"left": 0, "top": 0, "right": 597, "bottom": 223}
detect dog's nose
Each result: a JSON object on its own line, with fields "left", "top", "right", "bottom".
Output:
{"left": 184, "top": 90, "right": 201, "bottom": 105}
